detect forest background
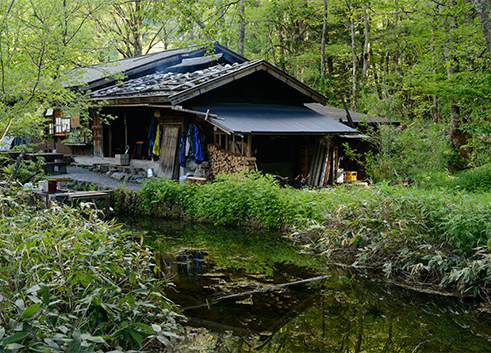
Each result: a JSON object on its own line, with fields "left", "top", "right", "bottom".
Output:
{"left": 2, "top": 1, "right": 491, "bottom": 350}
{"left": 2, "top": 0, "right": 491, "bottom": 179}
{"left": 0, "top": 0, "right": 491, "bottom": 172}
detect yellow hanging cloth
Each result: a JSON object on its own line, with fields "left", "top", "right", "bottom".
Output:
{"left": 153, "top": 124, "right": 161, "bottom": 157}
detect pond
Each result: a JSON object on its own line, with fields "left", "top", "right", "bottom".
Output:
{"left": 125, "top": 219, "right": 491, "bottom": 352}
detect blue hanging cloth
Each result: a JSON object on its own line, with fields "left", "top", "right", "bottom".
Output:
{"left": 194, "top": 125, "right": 204, "bottom": 162}
{"left": 186, "top": 125, "right": 195, "bottom": 158}
{"left": 179, "top": 131, "right": 187, "bottom": 167}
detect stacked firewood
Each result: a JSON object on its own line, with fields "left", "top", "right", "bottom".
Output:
{"left": 207, "top": 143, "right": 256, "bottom": 175}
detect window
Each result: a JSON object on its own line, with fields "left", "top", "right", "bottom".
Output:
{"left": 46, "top": 109, "right": 71, "bottom": 136}
{"left": 55, "top": 117, "right": 71, "bottom": 135}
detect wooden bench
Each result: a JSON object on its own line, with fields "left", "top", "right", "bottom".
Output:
{"left": 44, "top": 161, "right": 70, "bottom": 174}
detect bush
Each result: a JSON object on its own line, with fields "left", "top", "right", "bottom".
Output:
{"left": 446, "top": 163, "right": 491, "bottom": 193}
{"left": 130, "top": 172, "right": 328, "bottom": 228}
{"left": 306, "top": 184, "right": 491, "bottom": 296}
{"left": 0, "top": 197, "right": 183, "bottom": 352}
{"left": 345, "top": 122, "right": 454, "bottom": 185}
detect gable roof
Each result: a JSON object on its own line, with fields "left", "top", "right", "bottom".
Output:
{"left": 69, "top": 43, "right": 248, "bottom": 92}
{"left": 90, "top": 59, "right": 328, "bottom": 105}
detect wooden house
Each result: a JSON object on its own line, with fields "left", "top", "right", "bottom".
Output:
{"left": 51, "top": 44, "right": 360, "bottom": 186}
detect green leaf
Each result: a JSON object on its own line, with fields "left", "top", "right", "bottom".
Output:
{"left": 40, "top": 284, "right": 50, "bottom": 306}
{"left": 68, "top": 329, "right": 82, "bottom": 353}
{"left": 2, "top": 332, "right": 28, "bottom": 344}
{"left": 15, "top": 299, "right": 25, "bottom": 315}
{"left": 131, "top": 322, "right": 153, "bottom": 333}
{"left": 126, "top": 294, "right": 135, "bottom": 308}
{"left": 127, "top": 327, "right": 142, "bottom": 346}
{"left": 21, "top": 303, "right": 41, "bottom": 319}
{"left": 86, "top": 336, "right": 105, "bottom": 344}
{"left": 6, "top": 343, "right": 25, "bottom": 350}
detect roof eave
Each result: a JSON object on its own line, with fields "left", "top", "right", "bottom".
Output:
{"left": 168, "top": 60, "right": 328, "bottom": 105}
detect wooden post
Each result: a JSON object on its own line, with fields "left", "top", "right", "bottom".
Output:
{"left": 124, "top": 113, "right": 128, "bottom": 151}
{"left": 247, "top": 136, "right": 252, "bottom": 157}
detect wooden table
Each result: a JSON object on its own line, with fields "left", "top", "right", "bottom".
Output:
{"left": 34, "top": 190, "right": 112, "bottom": 217}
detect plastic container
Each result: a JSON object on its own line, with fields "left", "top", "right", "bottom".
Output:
{"left": 147, "top": 168, "right": 154, "bottom": 178}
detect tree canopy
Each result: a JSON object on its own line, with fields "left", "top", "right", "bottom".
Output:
{"left": 1, "top": 0, "right": 491, "bottom": 165}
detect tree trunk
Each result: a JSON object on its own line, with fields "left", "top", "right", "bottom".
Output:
{"left": 321, "top": 0, "right": 327, "bottom": 78}
{"left": 131, "top": 0, "right": 143, "bottom": 57}
{"left": 350, "top": 15, "right": 357, "bottom": 110}
{"left": 362, "top": 3, "right": 370, "bottom": 86}
{"left": 473, "top": 0, "right": 491, "bottom": 58}
{"left": 443, "top": 1, "right": 472, "bottom": 164}
{"left": 8, "top": 151, "right": 26, "bottom": 184}
{"left": 238, "top": 0, "right": 245, "bottom": 56}
{"left": 430, "top": 24, "right": 441, "bottom": 122}
{"left": 266, "top": 21, "right": 277, "bottom": 66}
{"left": 276, "top": 27, "right": 287, "bottom": 71}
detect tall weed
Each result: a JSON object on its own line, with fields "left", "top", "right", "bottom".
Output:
{"left": 133, "top": 172, "right": 327, "bottom": 228}
{"left": 307, "top": 185, "right": 491, "bottom": 296}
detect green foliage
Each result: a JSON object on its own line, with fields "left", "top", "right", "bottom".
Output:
{"left": 0, "top": 196, "right": 184, "bottom": 352}
{"left": 444, "top": 163, "right": 491, "bottom": 193}
{"left": 298, "top": 184, "right": 491, "bottom": 296}
{"left": 120, "top": 172, "right": 326, "bottom": 228}
{"left": 344, "top": 123, "right": 454, "bottom": 185}
{"left": 0, "top": 159, "right": 44, "bottom": 184}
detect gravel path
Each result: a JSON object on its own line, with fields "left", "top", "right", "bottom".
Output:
{"left": 64, "top": 166, "right": 144, "bottom": 190}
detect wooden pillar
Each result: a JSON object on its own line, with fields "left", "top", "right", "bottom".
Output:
{"left": 247, "top": 135, "right": 252, "bottom": 157}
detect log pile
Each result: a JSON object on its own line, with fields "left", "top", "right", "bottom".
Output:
{"left": 207, "top": 143, "right": 256, "bottom": 175}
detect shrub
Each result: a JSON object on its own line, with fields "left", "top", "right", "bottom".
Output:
{"left": 306, "top": 184, "right": 491, "bottom": 296}
{"left": 446, "top": 163, "right": 491, "bottom": 193}
{"left": 133, "top": 172, "right": 328, "bottom": 228}
{"left": 0, "top": 197, "right": 183, "bottom": 352}
{"left": 344, "top": 122, "right": 454, "bottom": 185}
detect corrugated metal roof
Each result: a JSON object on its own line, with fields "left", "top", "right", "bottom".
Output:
{"left": 192, "top": 104, "right": 357, "bottom": 135}
{"left": 305, "top": 103, "right": 397, "bottom": 125}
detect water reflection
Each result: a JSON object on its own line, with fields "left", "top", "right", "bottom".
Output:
{"left": 124, "top": 219, "right": 491, "bottom": 352}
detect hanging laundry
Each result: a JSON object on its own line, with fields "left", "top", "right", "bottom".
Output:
{"left": 148, "top": 118, "right": 157, "bottom": 156}
{"left": 194, "top": 125, "right": 204, "bottom": 162}
{"left": 186, "top": 124, "right": 195, "bottom": 159}
{"left": 148, "top": 118, "right": 157, "bottom": 140}
{"left": 179, "top": 131, "right": 187, "bottom": 167}
{"left": 152, "top": 124, "right": 161, "bottom": 157}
